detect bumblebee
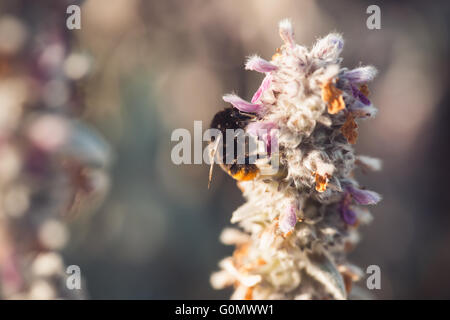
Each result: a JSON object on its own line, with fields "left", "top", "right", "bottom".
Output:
{"left": 208, "top": 107, "right": 260, "bottom": 186}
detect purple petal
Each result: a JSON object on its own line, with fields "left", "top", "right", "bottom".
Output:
{"left": 340, "top": 205, "right": 357, "bottom": 225}
{"left": 357, "top": 91, "right": 371, "bottom": 105}
{"left": 350, "top": 84, "right": 360, "bottom": 98}
{"left": 343, "top": 66, "right": 377, "bottom": 84}
{"left": 245, "top": 55, "right": 277, "bottom": 73}
{"left": 279, "top": 205, "right": 298, "bottom": 234}
{"left": 350, "top": 84, "right": 371, "bottom": 105}
{"left": 222, "top": 94, "right": 262, "bottom": 113}
{"left": 346, "top": 185, "right": 381, "bottom": 205}
{"left": 247, "top": 121, "right": 278, "bottom": 155}
{"left": 246, "top": 121, "right": 277, "bottom": 136}
{"left": 251, "top": 74, "right": 272, "bottom": 103}
{"left": 331, "top": 37, "right": 344, "bottom": 50}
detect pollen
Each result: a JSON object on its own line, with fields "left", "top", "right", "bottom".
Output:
{"left": 314, "top": 173, "right": 329, "bottom": 192}
{"left": 282, "top": 230, "right": 293, "bottom": 238}
{"left": 321, "top": 80, "right": 346, "bottom": 114}
{"left": 341, "top": 114, "right": 358, "bottom": 144}
{"left": 229, "top": 168, "right": 259, "bottom": 181}
{"left": 242, "top": 257, "right": 267, "bottom": 272}
{"left": 233, "top": 243, "right": 250, "bottom": 268}
{"left": 244, "top": 286, "right": 254, "bottom": 300}
{"left": 272, "top": 48, "right": 282, "bottom": 61}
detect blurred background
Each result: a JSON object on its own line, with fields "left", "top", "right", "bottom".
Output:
{"left": 0, "top": 0, "right": 449, "bottom": 299}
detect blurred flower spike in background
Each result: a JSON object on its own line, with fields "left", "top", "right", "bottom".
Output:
{"left": 0, "top": 2, "right": 111, "bottom": 299}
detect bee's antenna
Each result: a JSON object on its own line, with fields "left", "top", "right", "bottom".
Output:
{"left": 208, "top": 135, "right": 221, "bottom": 189}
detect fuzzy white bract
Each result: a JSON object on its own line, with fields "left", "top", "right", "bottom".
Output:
{"left": 211, "top": 19, "right": 381, "bottom": 300}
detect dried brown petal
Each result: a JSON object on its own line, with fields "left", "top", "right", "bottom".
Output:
{"left": 314, "top": 173, "right": 329, "bottom": 192}
{"left": 321, "top": 80, "right": 346, "bottom": 114}
{"left": 341, "top": 114, "right": 358, "bottom": 144}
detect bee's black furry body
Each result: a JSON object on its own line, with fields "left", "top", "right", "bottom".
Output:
{"left": 209, "top": 107, "right": 259, "bottom": 181}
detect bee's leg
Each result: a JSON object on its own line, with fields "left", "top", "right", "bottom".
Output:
{"left": 208, "top": 135, "right": 222, "bottom": 189}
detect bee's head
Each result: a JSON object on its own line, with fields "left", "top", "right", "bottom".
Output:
{"left": 209, "top": 107, "right": 253, "bottom": 142}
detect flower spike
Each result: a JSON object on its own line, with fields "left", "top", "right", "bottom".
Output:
{"left": 211, "top": 19, "right": 381, "bottom": 300}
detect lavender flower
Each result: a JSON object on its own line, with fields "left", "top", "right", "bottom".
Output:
{"left": 211, "top": 19, "right": 381, "bottom": 300}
